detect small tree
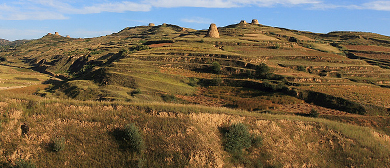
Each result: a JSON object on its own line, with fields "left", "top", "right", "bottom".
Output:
{"left": 212, "top": 61, "right": 221, "bottom": 74}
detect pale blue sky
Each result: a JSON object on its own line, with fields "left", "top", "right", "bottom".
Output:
{"left": 0, "top": 0, "right": 389, "bottom": 41}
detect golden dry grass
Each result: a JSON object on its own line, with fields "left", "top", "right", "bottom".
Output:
{"left": 0, "top": 94, "right": 389, "bottom": 167}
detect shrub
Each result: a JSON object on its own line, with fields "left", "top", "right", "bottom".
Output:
{"left": 90, "top": 49, "right": 103, "bottom": 55}
{"left": 51, "top": 137, "right": 65, "bottom": 152}
{"left": 161, "top": 94, "right": 177, "bottom": 102}
{"left": 131, "top": 88, "right": 141, "bottom": 96}
{"left": 245, "top": 70, "right": 254, "bottom": 78}
{"left": 297, "top": 65, "right": 306, "bottom": 72}
{"left": 211, "top": 77, "right": 222, "bottom": 86}
{"left": 268, "top": 44, "right": 280, "bottom": 49}
{"left": 289, "top": 37, "right": 298, "bottom": 42}
{"left": 124, "top": 123, "right": 145, "bottom": 154}
{"left": 251, "top": 135, "right": 263, "bottom": 148}
{"left": 255, "top": 63, "right": 271, "bottom": 78}
{"left": 13, "top": 159, "right": 36, "bottom": 168}
{"left": 119, "top": 48, "right": 129, "bottom": 57}
{"left": 188, "top": 77, "right": 199, "bottom": 87}
{"left": 319, "top": 71, "right": 328, "bottom": 77}
{"left": 130, "top": 45, "right": 150, "bottom": 51}
{"left": 308, "top": 109, "right": 319, "bottom": 118}
{"left": 212, "top": 61, "right": 221, "bottom": 74}
{"left": 0, "top": 56, "right": 6, "bottom": 62}
{"left": 224, "top": 123, "right": 252, "bottom": 154}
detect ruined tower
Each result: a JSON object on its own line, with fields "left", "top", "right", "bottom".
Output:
{"left": 149, "top": 23, "right": 155, "bottom": 26}
{"left": 206, "top": 23, "right": 220, "bottom": 38}
{"left": 239, "top": 20, "right": 247, "bottom": 25}
{"left": 251, "top": 19, "right": 260, "bottom": 25}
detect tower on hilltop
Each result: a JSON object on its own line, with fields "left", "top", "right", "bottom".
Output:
{"left": 206, "top": 23, "right": 220, "bottom": 38}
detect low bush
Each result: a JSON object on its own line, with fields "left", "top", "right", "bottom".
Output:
{"left": 210, "top": 77, "right": 222, "bottom": 86}
{"left": 188, "top": 77, "right": 199, "bottom": 87}
{"left": 0, "top": 56, "right": 6, "bottom": 62}
{"left": 161, "top": 94, "right": 177, "bottom": 102}
{"left": 255, "top": 63, "right": 272, "bottom": 79}
{"left": 131, "top": 88, "right": 141, "bottom": 96}
{"left": 297, "top": 65, "right": 306, "bottom": 72}
{"left": 124, "top": 123, "right": 145, "bottom": 154}
{"left": 51, "top": 137, "right": 65, "bottom": 152}
{"left": 224, "top": 123, "right": 252, "bottom": 154}
{"left": 251, "top": 135, "right": 263, "bottom": 148}
{"left": 222, "top": 123, "right": 264, "bottom": 166}
{"left": 268, "top": 44, "right": 280, "bottom": 49}
{"left": 130, "top": 45, "right": 150, "bottom": 52}
{"left": 13, "top": 159, "right": 36, "bottom": 168}
{"left": 308, "top": 109, "right": 319, "bottom": 118}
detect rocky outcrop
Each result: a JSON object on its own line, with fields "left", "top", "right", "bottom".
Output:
{"left": 251, "top": 19, "right": 259, "bottom": 25}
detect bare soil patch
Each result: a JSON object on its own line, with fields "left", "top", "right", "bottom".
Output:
{"left": 344, "top": 45, "right": 390, "bottom": 52}
{"left": 148, "top": 43, "right": 173, "bottom": 48}
{"left": 241, "top": 34, "right": 280, "bottom": 41}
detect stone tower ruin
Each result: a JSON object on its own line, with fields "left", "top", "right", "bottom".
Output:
{"left": 206, "top": 23, "right": 220, "bottom": 38}
{"left": 252, "top": 19, "right": 259, "bottom": 25}
{"left": 149, "top": 23, "right": 155, "bottom": 26}
{"left": 239, "top": 20, "right": 247, "bottom": 25}
{"left": 55, "top": 32, "right": 60, "bottom": 36}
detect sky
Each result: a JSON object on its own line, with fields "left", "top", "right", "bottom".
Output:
{"left": 0, "top": 0, "right": 389, "bottom": 41}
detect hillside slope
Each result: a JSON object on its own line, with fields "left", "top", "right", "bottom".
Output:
{"left": 0, "top": 89, "right": 389, "bottom": 167}
{"left": 1, "top": 21, "right": 390, "bottom": 167}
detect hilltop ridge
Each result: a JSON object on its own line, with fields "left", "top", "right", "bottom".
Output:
{"left": 0, "top": 39, "right": 10, "bottom": 45}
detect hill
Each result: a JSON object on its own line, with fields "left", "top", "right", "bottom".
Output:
{"left": 1, "top": 21, "right": 390, "bottom": 167}
{"left": 0, "top": 39, "right": 10, "bottom": 46}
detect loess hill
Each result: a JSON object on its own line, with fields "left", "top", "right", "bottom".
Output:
{"left": 0, "top": 21, "right": 390, "bottom": 167}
